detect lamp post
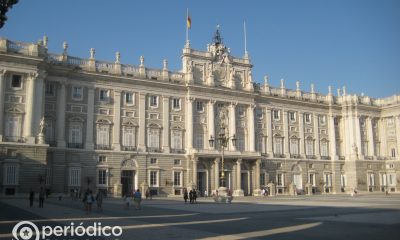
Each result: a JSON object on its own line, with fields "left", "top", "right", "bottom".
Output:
{"left": 209, "top": 124, "right": 237, "bottom": 188}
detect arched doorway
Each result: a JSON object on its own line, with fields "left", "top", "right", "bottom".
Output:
{"left": 121, "top": 159, "right": 138, "bottom": 197}
{"left": 292, "top": 164, "right": 303, "bottom": 192}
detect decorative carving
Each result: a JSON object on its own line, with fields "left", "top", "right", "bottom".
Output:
{"left": 140, "top": 56, "right": 145, "bottom": 66}
{"left": 115, "top": 52, "right": 120, "bottom": 63}
{"left": 90, "top": 48, "right": 95, "bottom": 59}
{"left": 39, "top": 117, "right": 46, "bottom": 134}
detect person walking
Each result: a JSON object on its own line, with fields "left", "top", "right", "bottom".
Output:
{"left": 38, "top": 187, "right": 45, "bottom": 208}
{"left": 96, "top": 191, "right": 103, "bottom": 212}
{"left": 204, "top": 190, "right": 208, "bottom": 198}
{"left": 29, "top": 189, "right": 35, "bottom": 207}
{"left": 193, "top": 189, "right": 197, "bottom": 203}
{"left": 189, "top": 189, "right": 194, "bottom": 204}
{"left": 133, "top": 189, "right": 142, "bottom": 210}
{"left": 124, "top": 193, "right": 131, "bottom": 210}
{"left": 83, "top": 189, "right": 94, "bottom": 214}
{"left": 183, "top": 189, "right": 188, "bottom": 203}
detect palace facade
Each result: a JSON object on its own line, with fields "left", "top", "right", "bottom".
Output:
{"left": 0, "top": 30, "right": 399, "bottom": 197}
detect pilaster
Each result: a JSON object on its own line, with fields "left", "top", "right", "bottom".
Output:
{"left": 23, "top": 72, "right": 38, "bottom": 143}
{"left": 112, "top": 90, "right": 121, "bottom": 151}
{"left": 214, "top": 158, "right": 220, "bottom": 191}
{"left": 138, "top": 92, "right": 146, "bottom": 151}
{"left": 253, "top": 159, "right": 261, "bottom": 196}
{"left": 366, "top": 117, "right": 375, "bottom": 157}
{"left": 283, "top": 110, "right": 289, "bottom": 156}
{"left": 328, "top": 114, "right": 337, "bottom": 160}
{"left": 229, "top": 102, "right": 237, "bottom": 151}
{"left": 162, "top": 96, "right": 170, "bottom": 153}
{"left": 56, "top": 81, "right": 66, "bottom": 147}
{"left": 247, "top": 104, "right": 255, "bottom": 152}
{"left": 208, "top": 100, "right": 215, "bottom": 150}
{"left": 85, "top": 86, "right": 95, "bottom": 149}
{"left": 0, "top": 70, "right": 6, "bottom": 141}
{"left": 233, "top": 159, "right": 244, "bottom": 196}
{"left": 192, "top": 157, "right": 198, "bottom": 188}
{"left": 266, "top": 107, "right": 273, "bottom": 156}
{"left": 186, "top": 97, "right": 194, "bottom": 150}
{"left": 313, "top": 114, "right": 320, "bottom": 158}
{"left": 299, "top": 112, "right": 305, "bottom": 156}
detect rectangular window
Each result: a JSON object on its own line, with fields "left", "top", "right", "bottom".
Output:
{"left": 368, "top": 173, "right": 375, "bottom": 186}
{"left": 148, "top": 128, "right": 160, "bottom": 148}
{"left": 149, "top": 95, "right": 158, "bottom": 107}
{"left": 11, "top": 75, "right": 22, "bottom": 89}
{"left": 99, "top": 89, "right": 109, "bottom": 101}
{"left": 150, "top": 171, "right": 158, "bottom": 186}
{"left": 173, "top": 172, "right": 181, "bottom": 186}
{"left": 172, "top": 98, "right": 181, "bottom": 110}
{"left": 306, "top": 140, "right": 314, "bottom": 156}
{"left": 305, "top": 113, "right": 311, "bottom": 124}
{"left": 174, "top": 159, "right": 181, "bottom": 165}
{"left": 150, "top": 158, "right": 157, "bottom": 164}
{"left": 321, "top": 141, "right": 329, "bottom": 157}
{"left": 45, "top": 120, "right": 54, "bottom": 142}
{"left": 171, "top": 130, "right": 183, "bottom": 150}
{"left": 277, "top": 173, "right": 284, "bottom": 186}
{"left": 194, "top": 134, "right": 204, "bottom": 149}
{"left": 290, "top": 139, "right": 299, "bottom": 155}
{"left": 123, "top": 127, "right": 136, "bottom": 147}
{"left": 4, "top": 165, "right": 18, "bottom": 185}
{"left": 319, "top": 115, "right": 326, "bottom": 125}
{"left": 45, "top": 83, "right": 55, "bottom": 96}
{"left": 289, "top": 112, "right": 296, "bottom": 122}
{"left": 256, "top": 108, "right": 263, "bottom": 119}
{"left": 72, "top": 86, "right": 83, "bottom": 100}
{"left": 273, "top": 110, "right": 280, "bottom": 120}
{"left": 70, "top": 124, "right": 82, "bottom": 144}
{"left": 324, "top": 173, "right": 332, "bottom": 186}
{"left": 98, "top": 169, "right": 107, "bottom": 185}
{"left": 98, "top": 156, "right": 107, "bottom": 163}
{"left": 5, "top": 116, "right": 20, "bottom": 139}
{"left": 69, "top": 168, "right": 81, "bottom": 186}
{"left": 125, "top": 92, "right": 134, "bottom": 105}
{"left": 274, "top": 138, "right": 283, "bottom": 154}
{"left": 196, "top": 101, "right": 204, "bottom": 112}
{"left": 260, "top": 173, "right": 266, "bottom": 186}
{"left": 309, "top": 173, "right": 315, "bottom": 186}
{"left": 96, "top": 126, "right": 109, "bottom": 146}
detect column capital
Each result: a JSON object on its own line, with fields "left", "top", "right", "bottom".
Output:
{"left": 0, "top": 69, "right": 6, "bottom": 76}
{"left": 186, "top": 96, "right": 195, "bottom": 102}
{"left": 209, "top": 99, "right": 216, "bottom": 105}
{"left": 114, "top": 89, "right": 122, "bottom": 94}
{"left": 249, "top": 104, "right": 256, "bottom": 110}
{"left": 162, "top": 95, "right": 170, "bottom": 100}
{"left": 230, "top": 101, "right": 238, "bottom": 107}
{"left": 255, "top": 159, "right": 261, "bottom": 165}
{"left": 214, "top": 158, "right": 220, "bottom": 163}
{"left": 236, "top": 158, "right": 242, "bottom": 164}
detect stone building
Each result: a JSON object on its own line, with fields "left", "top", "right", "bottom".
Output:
{"left": 0, "top": 30, "right": 399, "bottom": 197}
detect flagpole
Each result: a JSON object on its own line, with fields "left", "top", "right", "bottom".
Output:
{"left": 186, "top": 8, "right": 189, "bottom": 45}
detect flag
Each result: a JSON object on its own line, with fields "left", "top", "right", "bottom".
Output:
{"left": 187, "top": 15, "right": 192, "bottom": 29}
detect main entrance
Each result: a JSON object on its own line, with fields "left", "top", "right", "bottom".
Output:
{"left": 121, "top": 170, "right": 135, "bottom": 197}
{"left": 293, "top": 174, "right": 303, "bottom": 190}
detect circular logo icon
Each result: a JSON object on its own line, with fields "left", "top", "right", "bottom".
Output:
{"left": 12, "top": 221, "right": 39, "bottom": 240}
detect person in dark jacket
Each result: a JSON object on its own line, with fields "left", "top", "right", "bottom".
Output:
{"left": 183, "top": 189, "right": 188, "bottom": 203}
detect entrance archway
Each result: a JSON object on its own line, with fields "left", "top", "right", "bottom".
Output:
{"left": 121, "top": 159, "right": 138, "bottom": 197}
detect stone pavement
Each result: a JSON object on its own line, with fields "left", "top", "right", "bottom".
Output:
{"left": 1, "top": 194, "right": 400, "bottom": 240}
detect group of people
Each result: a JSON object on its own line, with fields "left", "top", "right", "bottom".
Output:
{"left": 29, "top": 187, "right": 46, "bottom": 208}
{"left": 261, "top": 187, "right": 270, "bottom": 196}
{"left": 183, "top": 188, "right": 198, "bottom": 204}
{"left": 82, "top": 189, "right": 104, "bottom": 214}
{"left": 124, "top": 189, "right": 142, "bottom": 210}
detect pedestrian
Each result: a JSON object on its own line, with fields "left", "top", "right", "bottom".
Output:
{"left": 189, "top": 189, "right": 194, "bottom": 204}
{"left": 261, "top": 188, "right": 266, "bottom": 196}
{"left": 124, "top": 193, "right": 131, "bottom": 209}
{"left": 193, "top": 189, "right": 197, "bottom": 203}
{"left": 183, "top": 189, "right": 188, "bottom": 203}
{"left": 204, "top": 190, "right": 208, "bottom": 198}
{"left": 29, "top": 189, "right": 34, "bottom": 207}
{"left": 83, "top": 189, "right": 94, "bottom": 214}
{"left": 96, "top": 191, "right": 103, "bottom": 212}
{"left": 133, "top": 189, "right": 142, "bottom": 210}
{"left": 145, "top": 188, "right": 150, "bottom": 200}
{"left": 38, "top": 187, "right": 45, "bottom": 208}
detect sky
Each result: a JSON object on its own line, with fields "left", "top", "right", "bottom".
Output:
{"left": 1, "top": 0, "right": 399, "bottom": 98}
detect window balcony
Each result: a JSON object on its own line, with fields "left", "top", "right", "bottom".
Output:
{"left": 95, "top": 144, "right": 112, "bottom": 150}
{"left": 339, "top": 156, "right": 346, "bottom": 160}
{"left": 121, "top": 146, "right": 137, "bottom": 151}
{"left": 147, "top": 147, "right": 162, "bottom": 153}
{"left": 67, "top": 143, "right": 84, "bottom": 149}
{"left": 290, "top": 154, "right": 301, "bottom": 159}
{"left": 4, "top": 136, "right": 25, "bottom": 143}
{"left": 321, "top": 156, "right": 331, "bottom": 160}
{"left": 376, "top": 156, "right": 386, "bottom": 160}
{"left": 170, "top": 148, "right": 186, "bottom": 154}
{"left": 273, "top": 153, "right": 286, "bottom": 158}
{"left": 306, "top": 155, "right": 316, "bottom": 159}
{"left": 364, "top": 156, "right": 374, "bottom": 160}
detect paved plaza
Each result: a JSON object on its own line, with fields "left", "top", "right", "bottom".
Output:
{"left": 1, "top": 194, "right": 399, "bottom": 240}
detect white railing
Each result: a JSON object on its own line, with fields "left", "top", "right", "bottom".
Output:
{"left": 7, "top": 40, "right": 31, "bottom": 55}
{"left": 96, "top": 60, "right": 114, "bottom": 72}
{"left": 121, "top": 64, "right": 140, "bottom": 75}
{"left": 146, "top": 68, "right": 162, "bottom": 79}
{"left": 67, "top": 56, "right": 89, "bottom": 67}
{"left": 47, "top": 53, "right": 62, "bottom": 63}
{"left": 170, "top": 72, "right": 184, "bottom": 82}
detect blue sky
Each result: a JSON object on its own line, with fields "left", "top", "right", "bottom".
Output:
{"left": 1, "top": 0, "right": 399, "bottom": 98}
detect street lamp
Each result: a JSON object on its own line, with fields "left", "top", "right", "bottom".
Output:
{"left": 209, "top": 124, "right": 237, "bottom": 188}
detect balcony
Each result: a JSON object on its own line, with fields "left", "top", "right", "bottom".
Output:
{"left": 274, "top": 153, "right": 286, "bottom": 158}
{"left": 170, "top": 149, "right": 186, "bottom": 154}
{"left": 121, "top": 146, "right": 137, "bottom": 151}
{"left": 306, "top": 155, "right": 316, "bottom": 159}
{"left": 339, "top": 156, "right": 346, "bottom": 160}
{"left": 3, "top": 136, "right": 25, "bottom": 143}
{"left": 321, "top": 156, "right": 331, "bottom": 160}
{"left": 364, "top": 156, "right": 374, "bottom": 160}
{"left": 67, "top": 143, "right": 84, "bottom": 149}
{"left": 95, "top": 144, "right": 112, "bottom": 150}
{"left": 147, "top": 147, "right": 162, "bottom": 153}
{"left": 290, "top": 154, "right": 301, "bottom": 159}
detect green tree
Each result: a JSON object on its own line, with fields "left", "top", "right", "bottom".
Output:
{"left": 0, "top": 0, "right": 18, "bottom": 28}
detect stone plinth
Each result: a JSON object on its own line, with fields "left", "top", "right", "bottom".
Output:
{"left": 37, "top": 133, "right": 45, "bottom": 144}
{"left": 214, "top": 187, "right": 233, "bottom": 203}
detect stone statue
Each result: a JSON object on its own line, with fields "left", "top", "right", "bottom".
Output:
{"left": 39, "top": 117, "right": 46, "bottom": 134}
{"left": 229, "top": 67, "right": 235, "bottom": 82}
{"left": 186, "top": 59, "right": 193, "bottom": 73}
{"left": 352, "top": 143, "right": 358, "bottom": 156}
{"left": 207, "top": 63, "right": 213, "bottom": 77}
{"left": 264, "top": 75, "right": 269, "bottom": 86}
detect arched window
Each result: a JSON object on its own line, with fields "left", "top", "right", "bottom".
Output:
{"left": 171, "top": 129, "right": 183, "bottom": 150}
{"left": 147, "top": 125, "right": 160, "bottom": 150}
{"left": 391, "top": 148, "right": 396, "bottom": 158}
{"left": 123, "top": 125, "right": 136, "bottom": 148}
{"left": 274, "top": 136, "right": 283, "bottom": 155}
{"left": 305, "top": 137, "right": 314, "bottom": 156}
{"left": 96, "top": 123, "right": 110, "bottom": 148}
{"left": 290, "top": 137, "right": 299, "bottom": 155}
{"left": 320, "top": 139, "right": 329, "bottom": 157}
{"left": 69, "top": 123, "right": 82, "bottom": 147}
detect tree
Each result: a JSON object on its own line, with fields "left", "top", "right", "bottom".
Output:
{"left": 0, "top": 0, "right": 18, "bottom": 29}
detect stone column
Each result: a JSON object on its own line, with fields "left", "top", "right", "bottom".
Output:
{"left": 229, "top": 102, "right": 237, "bottom": 151}
{"left": 328, "top": 114, "right": 337, "bottom": 160}
{"left": 208, "top": 100, "right": 215, "bottom": 149}
{"left": 112, "top": 90, "right": 121, "bottom": 151}
{"left": 379, "top": 118, "right": 387, "bottom": 157}
{"left": 192, "top": 157, "right": 198, "bottom": 188}
{"left": 266, "top": 107, "right": 273, "bottom": 156}
{"left": 0, "top": 70, "right": 6, "bottom": 141}
{"left": 248, "top": 104, "right": 255, "bottom": 152}
{"left": 253, "top": 159, "right": 261, "bottom": 196}
{"left": 85, "top": 86, "right": 95, "bottom": 149}
{"left": 233, "top": 159, "right": 244, "bottom": 196}
{"left": 162, "top": 96, "right": 170, "bottom": 153}
{"left": 354, "top": 114, "right": 362, "bottom": 159}
{"left": 186, "top": 97, "right": 194, "bottom": 150}
{"left": 138, "top": 93, "right": 146, "bottom": 151}
{"left": 34, "top": 75, "right": 45, "bottom": 137}
{"left": 214, "top": 158, "right": 220, "bottom": 190}
{"left": 283, "top": 110, "right": 289, "bottom": 156}
{"left": 396, "top": 116, "right": 400, "bottom": 158}
{"left": 366, "top": 117, "right": 375, "bottom": 157}
{"left": 56, "top": 81, "right": 66, "bottom": 147}
{"left": 299, "top": 112, "right": 305, "bottom": 156}
{"left": 313, "top": 114, "right": 320, "bottom": 158}
{"left": 23, "top": 72, "right": 38, "bottom": 143}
